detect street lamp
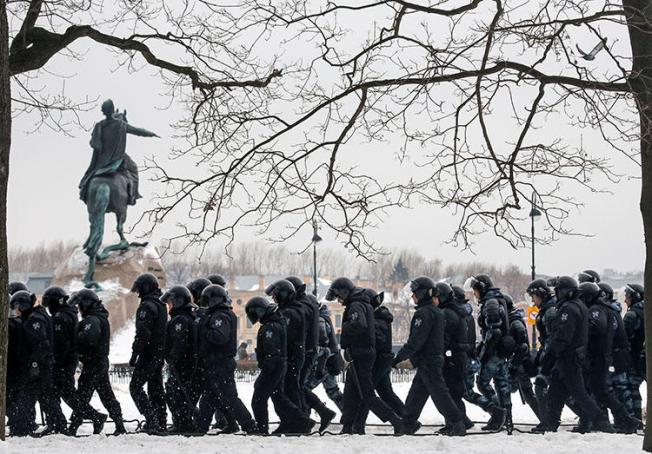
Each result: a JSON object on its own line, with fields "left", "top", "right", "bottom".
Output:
{"left": 529, "top": 193, "right": 542, "bottom": 351}
{"left": 311, "top": 221, "right": 322, "bottom": 297}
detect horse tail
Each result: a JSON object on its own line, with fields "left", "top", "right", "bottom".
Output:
{"left": 83, "top": 182, "right": 111, "bottom": 257}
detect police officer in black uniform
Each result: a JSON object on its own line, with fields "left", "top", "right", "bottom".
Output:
{"left": 286, "top": 276, "right": 337, "bottom": 432}
{"left": 623, "top": 283, "right": 645, "bottom": 424}
{"left": 599, "top": 283, "right": 634, "bottom": 424}
{"left": 207, "top": 274, "right": 227, "bottom": 287}
{"left": 129, "top": 273, "right": 168, "bottom": 433}
{"left": 578, "top": 270, "right": 601, "bottom": 284}
{"left": 68, "top": 289, "right": 126, "bottom": 435}
{"left": 265, "top": 279, "right": 308, "bottom": 423}
{"left": 10, "top": 290, "right": 69, "bottom": 436}
{"left": 7, "top": 282, "right": 28, "bottom": 434}
{"left": 195, "top": 284, "right": 257, "bottom": 434}
{"left": 353, "top": 289, "right": 405, "bottom": 433}
{"left": 43, "top": 286, "right": 109, "bottom": 434}
{"left": 438, "top": 282, "right": 471, "bottom": 434}
{"left": 504, "top": 294, "right": 539, "bottom": 425}
{"left": 246, "top": 297, "right": 314, "bottom": 435}
{"left": 308, "top": 302, "right": 345, "bottom": 410}
{"left": 327, "top": 277, "right": 403, "bottom": 435}
{"left": 578, "top": 282, "right": 638, "bottom": 433}
{"left": 541, "top": 276, "right": 613, "bottom": 433}
{"left": 469, "top": 274, "right": 513, "bottom": 432}
{"left": 162, "top": 286, "right": 196, "bottom": 434}
{"left": 391, "top": 277, "right": 465, "bottom": 436}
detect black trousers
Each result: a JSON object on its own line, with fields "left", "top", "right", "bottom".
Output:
{"left": 13, "top": 366, "right": 67, "bottom": 435}
{"left": 353, "top": 353, "right": 405, "bottom": 431}
{"left": 196, "top": 357, "right": 255, "bottom": 433}
{"left": 341, "top": 352, "right": 398, "bottom": 431}
{"left": 165, "top": 363, "right": 195, "bottom": 432}
{"left": 73, "top": 358, "right": 123, "bottom": 427}
{"left": 285, "top": 355, "right": 306, "bottom": 411}
{"left": 443, "top": 353, "right": 468, "bottom": 418}
{"left": 252, "top": 357, "right": 310, "bottom": 434}
{"left": 53, "top": 363, "right": 102, "bottom": 422}
{"left": 129, "top": 355, "right": 166, "bottom": 429}
{"left": 547, "top": 355, "right": 603, "bottom": 428}
{"left": 587, "top": 356, "right": 631, "bottom": 424}
{"left": 404, "top": 361, "right": 463, "bottom": 425}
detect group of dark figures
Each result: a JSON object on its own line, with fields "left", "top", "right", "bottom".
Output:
{"left": 4, "top": 268, "right": 647, "bottom": 438}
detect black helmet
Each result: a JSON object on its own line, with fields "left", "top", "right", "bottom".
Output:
{"left": 598, "top": 283, "right": 614, "bottom": 301}
{"left": 207, "top": 274, "right": 227, "bottom": 287}
{"left": 503, "top": 293, "right": 515, "bottom": 311}
{"left": 245, "top": 296, "right": 277, "bottom": 324}
{"left": 468, "top": 274, "right": 494, "bottom": 296}
{"left": 131, "top": 273, "right": 160, "bottom": 296}
{"left": 325, "top": 277, "right": 355, "bottom": 301}
{"left": 42, "top": 286, "right": 69, "bottom": 310}
{"left": 8, "top": 281, "right": 28, "bottom": 296}
{"left": 201, "top": 284, "right": 231, "bottom": 308}
{"left": 265, "top": 279, "right": 296, "bottom": 306}
{"left": 187, "top": 278, "right": 212, "bottom": 304}
{"left": 410, "top": 276, "right": 437, "bottom": 302}
{"left": 69, "top": 289, "right": 102, "bottom": 314}
{"left": 578, "top": 282, "right": 602, "bottom": 306}
{"left": 625, "top": 284, "right": 644, "bottom": 303}
{"left": 578, "top": 269, "right": 601, "bottom": 284}
{"left": 526, "top": 279, "right": 552, "bottom": 300}
{"left": 161, "top": 286, "right": 193, "bottom": 309}
{"left": 286, "top": 276, "right": 307, "bottom": 297}
{"left": 365, "top": 288, "right": 385, "bottom": 308}
{"left": 451, "top": 285, "right": 468, "bottom": 304}
{"left": 434, "top": 282, "right": 453, "bottom": 305}
{"left": 553, "top": 276, "right": 579, "bottom": 301}
{"left": 10, "top": 290, "right": 36, "bottom": 312}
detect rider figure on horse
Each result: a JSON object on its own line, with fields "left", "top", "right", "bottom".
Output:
{"left": 79, "top": 99, "right": 158, "bottom": 206}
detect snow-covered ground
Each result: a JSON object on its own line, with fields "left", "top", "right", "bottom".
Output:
{"left": 5, "top": 380, "right": 646, "bottom": 453}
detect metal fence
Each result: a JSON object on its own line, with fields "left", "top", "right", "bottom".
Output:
{"left": 108, "top": 366, "right": 417, "bottom": 385}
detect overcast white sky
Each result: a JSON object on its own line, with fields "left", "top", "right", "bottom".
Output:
{"left": 7, "top": 14, "right": 645, "bottom": 277}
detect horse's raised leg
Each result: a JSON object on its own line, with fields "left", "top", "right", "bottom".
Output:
{"left": 97, "top": 211, "right": 129, "bottom": 261}
{"left": 83, "top": 182, "right": 110, "bottom": 289}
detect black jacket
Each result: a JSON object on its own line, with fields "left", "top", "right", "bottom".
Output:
{"left": 197, "top": 305, "right": 238, "bottom": 361}
{"left": 299, "top": 294, "right": 320, "bottom": 354}
{"left": 7, "top": 317, "right": 24, "bottom": 379}
{"left": 547, "top": 296, "right": 588, "bottom": 360}
{"left": 132, "top": 291, "right": 167, "bottom": 358}
{"left": 21, "top": 306, "right": 54, "bottom": 370}
{"left": 280, "top": 300, "right": 306, "bottom": 362}
{"left": 610, "top": 301, "right": 632, "bottom": 372}
{"left": 256, "top": 311, "right": 287, "bottom": 368}
{"left": 52, "top": 304, "right": 79, "bottom": 368}
{"left": 394, "top": 300, "right": 445, "bottom": 367}
{"left": 624, "top": 301, "right": 645, "bottom": 365}
{"left": 535, "top": 297, "right": 557, "bottom": 351}
{"left": 441, "top": 300, "right": 470, "bottom": 354}
{"left": 165, "top": 305, "right": 196, "bottom": 368}
{"left": 508, "top": 308, "right": 529, "bottom": 364}
{"left": 77, "top": 306, "right": 111, "bottom": 363}
{"left": 339, "top": 288, "right": 376, "bottom": 358}
{"left": 373, "top": 305, "right": 394, "bottom": 357}
{"left": 586, "top": 298, "right": 615, "bottom": 362}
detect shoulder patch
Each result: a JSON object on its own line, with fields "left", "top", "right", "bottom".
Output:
{"left": 265, "top": 330, "right": 273, "bottom": 339}
{"left": 351, "top": 312, "right": 359, "bottom": 321}
{"left": 31, "top": 321, "right": 40, "bottom": 330}
{"left": 175, "top": 323, "right": 182, "bottom": 332}
{"left": 591, "top": 311, "right": 599, "bottom": 319}
{"left": 139, "top": 310, "right": 146, "bottom": 319}
{"left": 214, "top": 319, "right": 223, "bottom": 327}
{"left": 414, "top": 318, "right": 423, "bottom": 327}
{"left": 84, "top": 324, "right": 92, "bottom": 331}
{"left": 560, "top": 313, "right": 568, "bottom": 322}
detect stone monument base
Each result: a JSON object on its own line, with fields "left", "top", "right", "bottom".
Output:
{"left": 52, "top": 244, "right": 166, "bottom": 335}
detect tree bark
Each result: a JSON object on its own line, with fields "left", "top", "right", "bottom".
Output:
{"left": 623, "top": 0, "right": 652, "bottom": 450}
{"left": 0, "top": 0, "right": 11, "bottom": 441}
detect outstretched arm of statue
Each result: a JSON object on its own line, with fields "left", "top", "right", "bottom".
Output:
{"left": 126, "top": 123, "right": 160, "bottom": 138}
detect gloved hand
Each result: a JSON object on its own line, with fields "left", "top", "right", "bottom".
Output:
{"left": 29, "top": 362, "right": 40, "bottom": 379}
{"left": 534, "top": 374, "right": 549, "bottom": 388}
{"left": 129, "top": 353, "right": 138, "bottom": 367}
{"left": 343, "top": 348, "right": 353, "bottom": 363}
{"left": 391, "top": 356, "right": 402, "bottom": 369}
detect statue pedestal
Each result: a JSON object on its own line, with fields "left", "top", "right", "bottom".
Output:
{"left": 52, "top": 244, "right": 166, "bottom": 335}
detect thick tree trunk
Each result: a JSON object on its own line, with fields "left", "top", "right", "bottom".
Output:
{"left": 623, "top": 0, "right": 652, "bottom": 450}
{"left": 0, "top": 0, "right": 10, "bottom": 442}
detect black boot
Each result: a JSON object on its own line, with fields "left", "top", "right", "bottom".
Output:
{"left": 318, "top": 408, "right": 336, "bottom": 433}
{"left": 446, "top": 420, "right": 466, "bottom": 436}
{"left": 482, "top": 404, "right": 506, "bottom": 431}
{"left": 592, "top": 417, "right": 615, "bottom": 434}
{"left": 401, "top": 420, "right": 421, "bottom": 435}
{"left": 93, "top": 413, "right": 108, "bottom": 435}
{"left": 572, "top": 418, "right": 592, "bottom": 434}
{"left": 464, "top": 416, "right": 474, "bottom": 430}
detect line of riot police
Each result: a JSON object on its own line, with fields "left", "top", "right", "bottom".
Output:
{"left": 5, "top": 269, "right": 645, "bottom": 436}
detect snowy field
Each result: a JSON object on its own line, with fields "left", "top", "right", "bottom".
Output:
{"left": 4, "top": 379, "right": 646, "bottom": 454}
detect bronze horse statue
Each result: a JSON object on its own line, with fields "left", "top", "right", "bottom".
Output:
{"left": 80, "top": 101, "right": 158, "bottom": 289}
